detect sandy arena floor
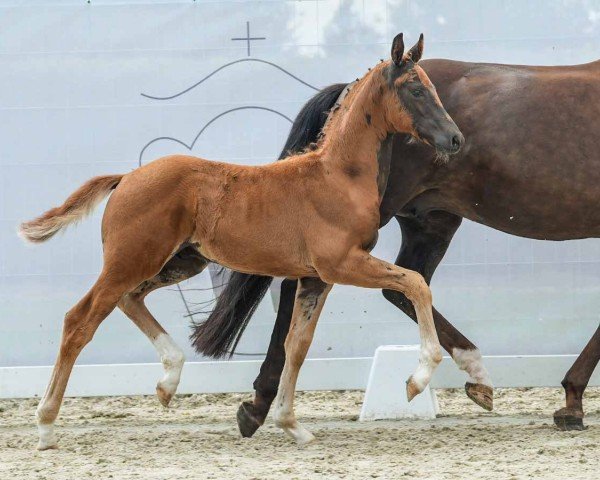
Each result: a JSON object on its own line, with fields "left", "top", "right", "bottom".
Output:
{"left": 0, "top": 387, "right": 598, "bottom": 480}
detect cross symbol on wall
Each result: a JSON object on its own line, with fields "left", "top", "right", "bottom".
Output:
{"left": 231, "top": 21, "right": 266, "bottom": 57}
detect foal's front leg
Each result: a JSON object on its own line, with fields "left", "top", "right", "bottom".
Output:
{"left": 384, "top": 214, "right": 493, "bottom": 410}
{"left": 317, "top": 248, "right": 442, "bottom": 400}
{"left": 273, "top": 277, "right": 332, "bottom": 444}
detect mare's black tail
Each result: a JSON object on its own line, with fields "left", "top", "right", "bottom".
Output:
{"left": 190, "top": 83, "right": 347, "bottom": 358}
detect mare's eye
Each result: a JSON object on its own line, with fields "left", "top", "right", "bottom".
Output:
{"left": 411, "top": 89, "right": 424, "bottom": 98}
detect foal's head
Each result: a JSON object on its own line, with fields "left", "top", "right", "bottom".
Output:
{"left": 380, "top": 33, "right": 463, "bottom": 156}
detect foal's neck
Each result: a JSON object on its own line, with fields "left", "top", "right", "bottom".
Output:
{"left": 319, "top": 67, "right": 390, "bottom": 188}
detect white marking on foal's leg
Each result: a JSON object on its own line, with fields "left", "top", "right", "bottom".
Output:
{"left": 273, "top": 279, "right": 331, "bottom": 445}
{"left": 273, "top": 398, "right": 316, "bottom": 445}
{"left": 452, "top": 348, "right": 493, "bottom": 387}
{"left": 36, "top": 405, "right": 58, "bottom": 450}
{"left": 406, "top": 298, "right": 443, "bottom": 401}
{"left": 407, "top": 344, "right": 443, "bottom": 401}
{"left": 37, "top": 423, "right": 57, "bottom": 451}
{"left": 153, "top": 333, "right": 185, "bottom": 407}
{"left": 273, "top": 362, "right": 317, "bottom": 445}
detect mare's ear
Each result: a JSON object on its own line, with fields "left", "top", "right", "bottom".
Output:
{"left": 391, "top": 33, "right": 404, "bottom": 67}
{"left": 406, "top": 33, "right": 424, "bottom": 63}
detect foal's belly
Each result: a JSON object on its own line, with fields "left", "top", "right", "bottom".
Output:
{"left": 197, "top": 210, "right": 319, "bottom": 279}
{"left": 200, "top": 235, "right": 317, "bottom": 279}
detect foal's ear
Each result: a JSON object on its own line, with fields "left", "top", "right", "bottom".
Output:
{"left": 391, "top": 33, "right": 404, "bottom": 66}
{"left": 406, "top": 33, "right": 424, "bottom": 63}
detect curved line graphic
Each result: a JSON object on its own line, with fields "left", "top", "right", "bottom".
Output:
{"left": 138, "top": 106, "right": 293, "bottom": 165}
{"left": 141, "top": 58, "right": 319, "bottom": 100}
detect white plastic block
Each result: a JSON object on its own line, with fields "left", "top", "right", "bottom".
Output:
{"left": 360, "top": 345, "right": 439, "bottom": 421}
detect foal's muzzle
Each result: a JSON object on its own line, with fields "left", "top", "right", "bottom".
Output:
{"left": 433, "top": 130, "right": 464, "bottom": 155}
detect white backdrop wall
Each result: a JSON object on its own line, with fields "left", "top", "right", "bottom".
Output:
{"left": 1, "top": 0, "right": 600, "bottom": 369}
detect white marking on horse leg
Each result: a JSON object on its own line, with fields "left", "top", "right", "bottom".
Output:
{"left": 279, "top": 422, "right": 316, "bottom": 445}
{"left": 273, "top": 358, "right": 317, "bottom": 444}
{"left": 273, "top": 279, "right": 330, "bottom": 444}
{"left": 273, "top": 394, "right": 315, "bottom": 445}
{"left": 452, "top": 347, "right": 493, "bottom": 387}
{"left": 407, "top": 299, "right": 443, "bottom": 401}
{"left": 36, "top": 404, "right": 58, "bottom": 450}
{"left": 410, "top": 345, "right": 443, "bottom": 394}
{"left": 37, "top": 423, "right": 57, "bottom": 451}
{"left": 153, "top": 333, "right": 185, "bottom": 407}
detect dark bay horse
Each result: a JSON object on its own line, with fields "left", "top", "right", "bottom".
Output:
{"left": 20, "top": 34, "right": 462, "bottom": 449}
{"left": 194, "top": 58, "right": 600, "bottom": 436}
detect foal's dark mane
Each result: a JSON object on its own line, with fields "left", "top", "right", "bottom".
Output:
{"left": 190, "top": 83, "right": 347, "bottom": 358}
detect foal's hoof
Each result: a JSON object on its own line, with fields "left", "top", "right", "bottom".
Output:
{"left": 280, "top": 422, "right": 316, "bottom": 445}
{"left": 406, "top": 376, "right": 421, "bottom": 402}
{"left": 37, "top": 424, "right": 58, "bottom": 451}
{"left": 37, "top": 442, "right": 58, "bottom": 451}
{"left": 295, "top": 430, "right": 316, "bottom": 446}
{"left": 465, "top": 382, "right": 493, "bottom": 411}
{"left": 553, "top": 407, "right": 585, "bottom": 431}
{"left": 156, "top": 384, "right": 174, "bottom": 408}
{"left": 237, "top": 401, "right": 264, "bottom": 438}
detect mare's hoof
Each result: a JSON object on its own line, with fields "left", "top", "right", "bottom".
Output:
{"left": 553, "top": 407, "right": 585, "bottom": 431}
{"left": 237, "top": 401, "right": 264, "bottom": 438}
{"left": 465, "top": 382, "right": 493, "bottom": 411}
{"left": 156, "top": 384, "right": 173, "bottom": 408}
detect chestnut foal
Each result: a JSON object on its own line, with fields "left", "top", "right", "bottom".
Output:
{"left": 20, "top": 33, "right": 462, "bottom": 449}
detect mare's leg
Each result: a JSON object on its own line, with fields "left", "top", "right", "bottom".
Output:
{"left": 382, "top": 213, "right": 493, "bottom": 410}
{"left": 273, "top": 278, "right": 332, "bottom": 444}
{"left": 118, "top": 246, "right": 208, "bottom": 407}
{"left": 237, "top": 278, "right": 297, "bottom": 437}
{"left": 36, "top": 272, "right": 135, "bottom": 450}
{"left": 554, "top": 323, "right": 600, "bottom": 430}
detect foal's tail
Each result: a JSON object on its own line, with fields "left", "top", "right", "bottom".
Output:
{"left": 191, "top": 82, "right": 348, "bottom": 358}
{"left": 18, "top": 174, "right": 123, "bottom": 243}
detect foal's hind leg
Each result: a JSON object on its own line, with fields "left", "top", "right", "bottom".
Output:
{"left": 36, "top": 273, "right": 131, "bottom": 450}
{"left": 118, "top": 296, "right": 184, "bottom": 408}
{"left": 273, "top": 278, "right": 332, "bottom": 444}
{"left": 36, "top": 226, "right": 192, "bottom": 449}
{"left": 118, "top": 247, "right": 208, "bottom": 407}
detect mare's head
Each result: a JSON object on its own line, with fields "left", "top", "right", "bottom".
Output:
{"left": 380, "top": 33, "right": 463, "bottom": 157}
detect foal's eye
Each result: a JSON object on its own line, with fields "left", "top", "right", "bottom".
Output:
{"left": 411, "top": 89, "right": 424, "bottom": 98}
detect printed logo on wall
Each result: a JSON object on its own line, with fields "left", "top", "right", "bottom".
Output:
{"left": 137, "top": 22, "right": 318, "bottom": 322}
